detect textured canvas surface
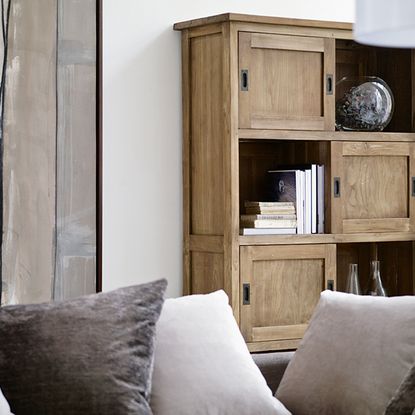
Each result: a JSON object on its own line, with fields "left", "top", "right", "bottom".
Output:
{"left": 0, "top": 279, "right": 167, "bottom": 415}
{"left": 0, "top": 0, "right": 97, "bottom": 305}
{"left": 276, "top": 291, "right": 415, "bottom": 415}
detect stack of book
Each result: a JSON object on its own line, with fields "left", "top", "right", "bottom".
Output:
{"left": 240, "top": 201, "right": 297, "bottom": 235}
{"left": 268, "top": 164, "right": 325, "bottom": 234}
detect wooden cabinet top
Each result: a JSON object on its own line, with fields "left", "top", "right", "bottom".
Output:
{"left": 173, "top": 13, "right": 353, "bottom": 31}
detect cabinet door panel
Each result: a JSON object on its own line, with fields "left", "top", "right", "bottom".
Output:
{"left": 331, "top": 142, "right": 415, "bottom": 233}
{"left": 240, "top": 244, "right": 336, "bottom": 347}
{"left": 239, "top": 32, "right": 335, "bottom": 131}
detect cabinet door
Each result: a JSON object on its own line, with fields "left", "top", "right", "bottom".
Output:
{"left": 331, "top": 142, "right": 415, "bottom": 234}
{"left": 239, "top": 32, "right": 335, "bottom": 131}
{"left": 240, "top": 244, "right": 336, "bottom": 349}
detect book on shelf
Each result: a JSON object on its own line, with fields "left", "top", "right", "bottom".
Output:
{"left": 305, "top": 168, "right": 312, "bottom": 234}
{"left": 245, "top": 206, "right": 296, "bottom": 215}
{"left": 317, "top": 165, "right": 325, "bottom": 234}
{"left": 240, "top": 228, "right": 297, "bottom": 235}
{"left": 244, "top": 201, "right": 295, "bottom": 208}
{"left": 268, "top": 164, "right": 325, "bottom": 235}
{"left": 311, "top": 165, "right": 317, "bottom": 234}
{"left": 244, "top": 201, "right": 296, "bottom": 215}
{"left": 267, "top": 170, "right": 304, "bottom": 234}
{"left": 240, "top": 219, "right": 297, "bottom": 229}
{"left": 241, "top": 214, "right": 296, "bottom": 221}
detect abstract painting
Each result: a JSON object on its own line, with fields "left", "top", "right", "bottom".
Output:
{"left": 0, "top": 0, "right": 98, "bottom": 304}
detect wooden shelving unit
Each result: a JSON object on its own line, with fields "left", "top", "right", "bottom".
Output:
{"left": 239, "top": 130, "right": 415, "bottom": 142}
{"left": 239, "top": 233, "right": 415, "bottom": 246}
{"left": 174, "top": 13, "right": 415, "bottom": 352}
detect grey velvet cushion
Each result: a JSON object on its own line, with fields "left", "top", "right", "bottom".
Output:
{"left": 385, "top": 364, "right": 415, "bottom": 415}
{"left": 0, "top": 279, "right": 167, "bottom": 415}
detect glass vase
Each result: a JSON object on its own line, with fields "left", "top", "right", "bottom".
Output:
{"left": 365, "top": 260, "right": 387, "bottom": 296}
{"left": 345, "top": 263, "right": 362, "bottom": 295}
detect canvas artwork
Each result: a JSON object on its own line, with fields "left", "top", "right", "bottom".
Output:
{"left": 0, "top": 0, "right": 98, "bottom": 305}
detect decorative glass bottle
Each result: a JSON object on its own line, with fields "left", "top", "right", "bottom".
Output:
{"left": 366, "top": 260, "right": 387, "bottom": 296}
{"left": 345, "top": 263, "right": 362, "bottom": 295}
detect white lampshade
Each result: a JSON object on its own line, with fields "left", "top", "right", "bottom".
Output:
{"left": 354, "top": 0, "right": 415, "bottom": 48}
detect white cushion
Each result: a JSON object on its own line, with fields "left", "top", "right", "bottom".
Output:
{"left": 276, "top": 291, "right": 415, "bottom": 415}
{"left": 0, "top": 387, "right": 13, "bottom": 415}
{"left": 150, "top": 290, "right": 290, "bottom": 415}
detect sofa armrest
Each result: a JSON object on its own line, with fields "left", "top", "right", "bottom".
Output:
{"left": 252, "top": 351, "right": 294, "bottom": 394}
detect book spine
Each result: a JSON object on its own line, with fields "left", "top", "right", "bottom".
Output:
{"left": 240, "top": 219, "right": 297, "bottom": 228}
{"left": 245, "top": 208, "right": 296, "bottom": 215}
{"left": 241, "top": 214, "right": 296, "bottom": 221}
{"left": 317, "top": 165, "right": 325, "bottom": 234}
{"left": 311, "top": 165, "right": 317, "bottom": 234}
{"left": 305, "top": 169, "right": 312, "bottom": 234}
{"left": 241, "top": 228, "right": 297, "bottom": 235}
{"left": 297, "top": 171, "right": 305, "bottom": 234}
{"left": 244, "top": 201, "right": 295, "bottom": 208}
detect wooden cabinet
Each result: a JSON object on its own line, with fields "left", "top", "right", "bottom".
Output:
{"left": 331, "top": 141, "right": 415, "bottom": 233}
{"left": 239, "top": 32, "right": 335, "bottom": 130}
{"left": 240, "top": 244, "right": 336, "bottom": 351}
{"left": 174, "top": 13, "right": 415, "bottom": 352}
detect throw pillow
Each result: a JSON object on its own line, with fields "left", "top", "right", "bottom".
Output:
{"left": 384, "top": 364, "right": 415, "bottom": 415}
{"left": 0, "top": 279, "right": 167, "bottom": 415}
{"left": 150, "top": 290, "right": 291, "bottom": 415}
{"left": 0, "top": 387, "right": 13, "bottom": 415}
{"left": 276, "top": 291, "right": 415, "bottom": 415}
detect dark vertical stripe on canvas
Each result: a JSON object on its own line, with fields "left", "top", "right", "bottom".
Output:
{"left": 96, "top": 0, "right": 102, "bottom": 293}
{"left": 52, "top": 0, "right": 59, "bottom": 300}
{"left": 0, "top": 0, "right": 11, "bottom": 305}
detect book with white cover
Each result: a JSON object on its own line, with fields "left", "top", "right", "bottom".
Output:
{"left": 304, "top": 169, "right": 312, "bottom": 234}
{"left": 298, "top": 170, "right": 305, "bottom": 234}
{"left": 241, "top": 228, "right": 297, "bottom": 235}
{"left": 311, "top": 165, "right": 317, "bottom": 234}
{"left": 317, "top": 165, "right": 325, "bottom": 234}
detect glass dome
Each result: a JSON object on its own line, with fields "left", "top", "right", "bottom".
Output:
{"left": 335, "top": 76, "right": 394, "bottom": 132}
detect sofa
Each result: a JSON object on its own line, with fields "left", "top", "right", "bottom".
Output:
{"left": 253, "top": 351, "right": 294, "bottom": 394}
{"left": 0, "top": 280, "right": 414, "bottom": 415}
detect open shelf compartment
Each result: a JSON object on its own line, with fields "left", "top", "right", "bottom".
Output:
{"left": 337, "top": 242, "right": 415, "bottom": 296}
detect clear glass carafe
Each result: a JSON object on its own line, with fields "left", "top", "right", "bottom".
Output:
{"left": 346, "top": 263, "right": 362, "bottom": 295}
{"left": 366, "top": 260, "right": 387, "bottom": 296}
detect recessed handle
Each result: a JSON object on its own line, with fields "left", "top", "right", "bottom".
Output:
{"left": 327, "top": 280, "right": 335, "bottom": 291}
{"left": 333, "top": 177, "right": 341, "bottom": 198}
{"left": 241, "top": 69, "right": 249, "bottom": 91}
{"left": 243, "top": 283, "right": 250, "bottom": 305}
{"left": 326, "top": 74, "right": 333, "bottom": 95}
{"left": 412, "top": 177, "right": 415, "bottom": 197}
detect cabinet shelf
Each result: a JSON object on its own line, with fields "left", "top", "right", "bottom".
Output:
{"left": 177, "top": 13, "right": 415, "bottom": 352}
{"left": 239, "top": 232, "right": 415, "bottom": 246}
{"left": 239, "top": 129, "right": 415, "bottom": 142}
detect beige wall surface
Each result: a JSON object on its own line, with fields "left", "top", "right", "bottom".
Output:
{"left": 103, "top": 0, "right": 354, "bottom": 297}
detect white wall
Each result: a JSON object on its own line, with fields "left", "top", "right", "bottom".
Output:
{"left": 103, "top": 0, "right": 355, "bottom": 297}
